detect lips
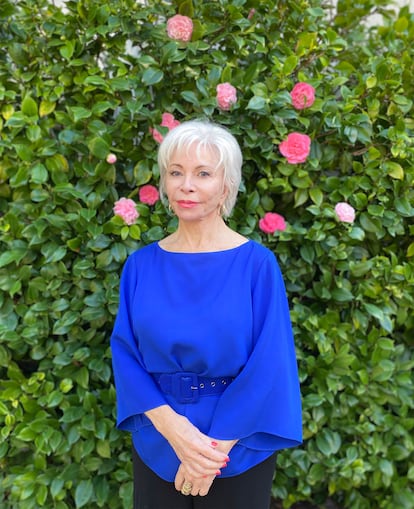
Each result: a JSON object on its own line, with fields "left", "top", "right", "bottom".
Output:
{"left": 177, "top": 200, "right": 198, "bottom": 208}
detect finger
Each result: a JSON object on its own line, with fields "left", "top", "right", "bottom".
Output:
{"left": 179, "top": 443, "right": 227, "bottom": 467}
{"left": 180, "top": 459, "right": 223, "bottom": 478}
{"left": 181, "top": 481, "right": 193, "bottom": 496}
{"left": 195, "top": 475, "right": 216, "bottom": 497}
{"left": 174, "top": 466, "right": 186, "bottom": 491}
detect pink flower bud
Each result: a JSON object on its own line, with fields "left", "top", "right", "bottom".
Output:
{"left": 216, "top": 83, "right": 237, "bottom": 111}
{"left": 259, "top": 212, "right": 287, "bottom": 234}
{"left": 139, "top": 184, "right": 160, "bottom": 206}
{"left": 247, "top": 8, "right": 256, "bottom": 20}
{"left": 335, "top": 202, "right": 355, "bottom": 223}
{"left": 290, "top": 82, "right": 316, "bottom": 110}
{"left": 106, "top": 153, "right": 117, "bottom": 164}
{"left": 279, "top": 133, "right": 311, "bottom": 164}
{"left": 150, "top": 113, "right": 181, "bottom": 143}
{"left": 166, "top": 14, "right": 193, "bottom": 42}
{"left": 113, "top": 197, "right": 139, "bottom": 225}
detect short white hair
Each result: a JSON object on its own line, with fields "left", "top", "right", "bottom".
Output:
{"left": 157, "top": 120, "right": 242, "bottom": 218}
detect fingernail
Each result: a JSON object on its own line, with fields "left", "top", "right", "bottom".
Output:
{"left": 216, "top": 470, "right": 221, "bottom": 475}
{"left": 225, "top": 456, "right": 230, "bottom": 462}
{"left": 211, "top": 441, "right": 218, "bottom": 447}
{"left": 222, "top": 463, "right": 227, "bottom": 468}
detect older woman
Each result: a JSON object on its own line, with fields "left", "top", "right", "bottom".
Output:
{"left": 110, "top": 120, "right": 302, "bottom": 509}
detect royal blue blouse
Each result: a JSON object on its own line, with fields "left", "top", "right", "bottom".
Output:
{"left": 110, "top": 240, "right": 302, "bottom": 481}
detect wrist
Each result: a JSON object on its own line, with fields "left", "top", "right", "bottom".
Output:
{"left": 145, "top": 404, "right": 178, "bottom": 435}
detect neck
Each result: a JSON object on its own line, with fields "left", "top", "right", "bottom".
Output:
{"left": 166, "top": 216, "right": 234, "bottom": 252}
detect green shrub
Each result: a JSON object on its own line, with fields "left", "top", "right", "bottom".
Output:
{"left": 0, "top": 0, "right": 413, "bottom": 508}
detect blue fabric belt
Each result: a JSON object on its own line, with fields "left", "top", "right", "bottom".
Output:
{"left": 153, "top": 372, "right": 233, "bottom": 404}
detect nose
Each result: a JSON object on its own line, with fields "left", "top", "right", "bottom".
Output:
{"left": 181, "top": 174, "right": 195, "bottom": 192}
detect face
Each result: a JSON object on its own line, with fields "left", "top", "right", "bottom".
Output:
{"left": 165, "top": 143, "right": 228, "bottom": 223}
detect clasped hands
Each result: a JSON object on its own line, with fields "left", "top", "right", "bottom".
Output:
{"left": 145, "top": 405, "right": 236, "bottom": 497}
{"left": 173, "top": 432, "right": 236, "bottom": 497}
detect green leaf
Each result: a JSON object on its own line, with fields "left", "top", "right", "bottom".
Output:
{"left": 383, "top": 161, "right": 404, "bottom": 180}
{"left": 15, "top": 144, "right": 34, "bottom": 161}
{"left": 84, "top": 76, "right": 108, "bottom": 87}
{"left": 348, "top": 226, "right": 365, "bottom": 240}
{"left": 134, "top": 160, "right": 152, "bottom": 186}
{"left": 294, "top": 189, "right": 308, "bottom": 208}
{"left": 50, "top": 478, "right": 65, "bottom": 500}
{"left": 36, "top": 484, "right": 48, "bottom": 506}
{"left": 178, "top": 0, "right": 194, "bottom": 17}
{"left": 96, "top": 439, "right": 111, "bottom": 458}
{"left": 30, "top": 163, "right": 48, "bottom": 184}
{"left": 39, "top": 99, "right": 56, "bottom": 117}
{"left": 144, "top": 226, "right": 165, "bottom": 242}
{"left": 21, "top": 95, "right": 38, "bottom": 116}
{"left": 142, "top": 68, "right": 164, "bottom": 86}
{"left": 110, "top": 76, "right": 131, "bottom": 91}
{"left": 300, "top": 245, "right": 314, "bottom": 264}
{"left": 331, "top": 287, "right": 353, "bottom": 302}
{"left": 363, "top": 303, "right": 393, "bottom": 332}
{"left": 41, "top": 244, "right": 67, "bottom": 263}
{"left": 53, "top": 311, "right": 78, "bottom": 334}
{"left": 395, "top": 197, "right": 414, "bottom": 217}
{"left": 246, "top": 190, "right": 260, "bottom": 213}
{"left": 181, "top": 90, "right": 200, "bottom": 106}
{"left": 246, "top": 96, "right": 268, "bottom": 112}
{"left": 69, "top": 106, "right": 92, "bottom": 123}
{"left": 296, "top": 32, "right": 318, "bottom": 56}
{"left": 60, "top": 40, "right": 75, "bottom": 60}
{"left": 94, "top": 476, "right": 110, "bottom": 506}
{"left": 316, "top": 429, "right": 341, "bottom": 456}
{"left": 309, "top": 187, "right": 323, "bottom": 206}
{"left": 0, "top": 249, "right": 26, "bottom": 268}
{"left": 88, "top": 137, "right": 110, "bottom": 158}
{"left": 74, "top": 367, "right": 89, "bottom": 389}
{"left": 129, "top": 224, "right": 141, "bottom": 240}
{"left": 75, "top": 480, "right": 94, "bottom": 508}
{"left": 283, "top": 55, "right": 298, "bottom": 75}
{"left": 360, "top": 213, "right": 382, "bottom": 234}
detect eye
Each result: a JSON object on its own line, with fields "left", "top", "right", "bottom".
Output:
{"left": 198, "top": 170, "right": 211, "bottom": 177}
{"left": 168, "top": 169, "right": 182, "bottom": 177}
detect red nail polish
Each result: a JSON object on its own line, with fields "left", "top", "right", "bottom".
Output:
{"left": 216, "top": 470, "right": 221, "bottom": 475}
{"left": 225, "top": 456, "right": 230, "bottom": 462}
{"left": 211, "top": 441, "right": 218, "bottom": 447}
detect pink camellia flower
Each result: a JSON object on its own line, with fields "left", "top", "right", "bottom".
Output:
{"left": 150, "top": 113, "right": 180, "bottom": 143}
{"left": 166, "top": 14, "right": 193, "bottom": 42}
{"left": 279, "top": 132, "right": 311, "bottom": 164}
{"left": 247, "top": 8, "right": 256, "bottom": 20}
{"left": 259, "top": 212, "right": 287, "bottom": 234}
{"left": 290, "top": 82, "right": 316, "bottom": 110}
{"left": 106, "top": 153, "right": 117, "bottom": 164}
{"left": 335, "top": 202, "right": 355, "bottom": 223}
{"left": 216, "top": 83, "right": 237, "bottom": 111}
{"left": 139, "top": 184, "right": 160, "bottom": 206}
{"left": 113, "top": 197, "right": 139, "bottom": 225}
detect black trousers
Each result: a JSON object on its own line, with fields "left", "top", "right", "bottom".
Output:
{"left": 132, "top": 447, "right": 276, "bottom": 509}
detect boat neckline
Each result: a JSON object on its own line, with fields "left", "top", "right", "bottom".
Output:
{"left": 156, "top": 239, "right": 252, "bottom": 255}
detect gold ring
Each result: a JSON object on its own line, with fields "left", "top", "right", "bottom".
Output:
{"left": 181, "top": 481, "right": 193, "bottom": 495}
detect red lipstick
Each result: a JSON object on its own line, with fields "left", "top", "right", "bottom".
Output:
{"left": 177, "top": 200, "right": 198, "bottom": 208}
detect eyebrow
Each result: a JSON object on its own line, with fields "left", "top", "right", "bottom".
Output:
{"left": 168, "top": 163, "right": 216, "bottom": 169}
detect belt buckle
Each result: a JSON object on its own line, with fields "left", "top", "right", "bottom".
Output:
{"left": 172, "top": 372, "right": 199, "bottom": 404}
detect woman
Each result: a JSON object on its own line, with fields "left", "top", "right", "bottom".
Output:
{"left": 110, "top": 120, "right": 302, "bottom": 509}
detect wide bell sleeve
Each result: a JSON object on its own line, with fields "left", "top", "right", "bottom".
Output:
{"left": 207, "top": 252, "right": 302, "bottom": 451}
{"left": 110, "top": 255, "right": 167, "bottom": 431}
